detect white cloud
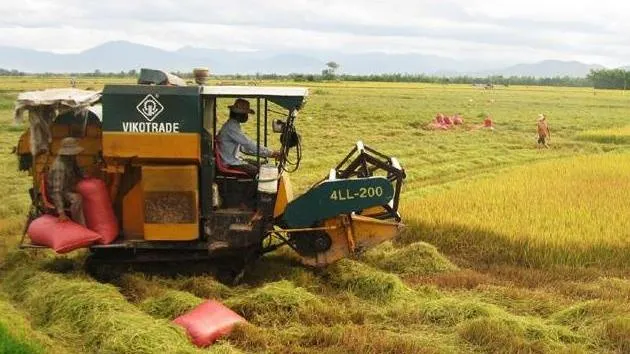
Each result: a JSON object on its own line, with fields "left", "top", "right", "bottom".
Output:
{"left": 0, "top": 0, "right": 628, "bottom": 66}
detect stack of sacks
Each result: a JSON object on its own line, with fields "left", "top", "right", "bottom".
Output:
{"left": 28, "top": 178, "right": 118, "bottom": 253}
{"left": 428, "top": 113, "right": 464, "bottom": 130}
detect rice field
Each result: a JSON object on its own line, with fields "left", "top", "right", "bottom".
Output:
{"left": 577, "top": 125, "right": 630, "bottom": 144}
{"left": 402, "top": 154, "right": 630, "bottom": 268}
{"left": 1, "top": 77, "right": 630, "bottom": 353}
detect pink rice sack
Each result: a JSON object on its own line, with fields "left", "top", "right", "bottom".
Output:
{"left": 76, "top": 178, "right": 119, "bottom": 244}
{"left": 28, "top": 214, "right": 102, "bottom": 253}
{"left": 173, "top": 300, "right": 246, "bottom": 347}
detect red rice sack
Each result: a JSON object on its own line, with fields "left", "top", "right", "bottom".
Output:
{"left": 27, "top": 214, "right": 102, "bottom": 253}
{"left": 173, "top": 300, "right": 246, "bottom": 347}
{"left": 76, "top": 178, "right": 118, "bottom": 244}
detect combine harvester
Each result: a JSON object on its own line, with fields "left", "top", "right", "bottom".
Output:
{"left": 15, "top": 69, "right": 406, "bottom": 279}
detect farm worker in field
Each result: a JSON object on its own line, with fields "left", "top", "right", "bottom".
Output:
{"left": 47, "top": 137, "right": 86, "bottom": 225}
{"left": 483, "top": 116, "right": 494, "bottom": 130}
{"left": 537, "top": 114, "right": 550, "bottom": 148}
{"left": 218, "top": 98, "right": 280, "bottom": 177}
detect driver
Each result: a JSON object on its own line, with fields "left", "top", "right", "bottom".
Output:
{"left": 218, "top": 98, "right": 280, "bottom": 176}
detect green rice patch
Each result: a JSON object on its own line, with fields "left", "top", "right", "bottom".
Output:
{"left": 166, "top": 275, "right": 233, "bottom": 300}
{"left": 389, "top": 297, "right": 494, "bottom": 326}
{"left": 362, "top": 241, "right": 458, "bottom": 276}
{"left": 139, "top": 290, "right": 205, "bottom": 320}
{"left": 552, "top": 300, "right": 627, "bottom": 330}
{"left": 326, "top": 259, "right": 408, "bottom": 302}
{"left": 602, "top": 316, "right": 630, "bottom": 353}
{"left": 229, "top": 323, "right": 453, "bottom": 354}
{"left": 458, "top": 316, "right": 585, "bottom": 353}
{"left": 225, "top": 280, "right": 334, "bottom": 325}
{"left": 0, "top": 323, "right": 42, "bottom": 354}
{"left": 0, "top": 298, "right": 57, "bottom": 354}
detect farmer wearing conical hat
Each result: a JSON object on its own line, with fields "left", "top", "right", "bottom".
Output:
{"left": 537, "top": 113, "right": 550, "bottom": 148}
{"left": 47, "top": 137, "right": 86, "bottom": 225}
{"left": 218, "top": 98, "right": 280, "bottom": 177}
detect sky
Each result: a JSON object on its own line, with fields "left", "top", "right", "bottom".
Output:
{"left": 0, "top": 0, "right": 628, "bottom": 67}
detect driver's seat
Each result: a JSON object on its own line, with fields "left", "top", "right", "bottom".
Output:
{"left": 214, "top": 140, "right": 250, "bottom": 178}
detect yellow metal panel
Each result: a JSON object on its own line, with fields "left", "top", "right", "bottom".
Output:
{"left": 141, "top": 165, "right": 199, "bottom": 241}
{"left": 122, "top": 181, "right": 144, "bottom": 239}
{"left": 103, "top": 133, "right": 200, "bottom": 161}
{"left": 141, "top": 165, "right": 198, "bottom": 192}
{"left": 350, "top": 214, "right": 403, "bottom": 250}
{"left": 144, "top": 223, "right": 198, "bottom": 241}
{"left": 273, "top": 174, "right": 294, "bottom": 217}
{"left": 296, "top": 214, "right": 403, "bottom": 267}
{"left": 298, "top": 217, "right": 350, "bottom": 267}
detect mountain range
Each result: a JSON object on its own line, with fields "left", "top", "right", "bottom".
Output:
{"left": 0, "top": 41, "right": 616, "bottom": 77}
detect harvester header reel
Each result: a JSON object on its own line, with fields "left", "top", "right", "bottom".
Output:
{"left": 331, "top": 141, "right": 405, "bottom": 221}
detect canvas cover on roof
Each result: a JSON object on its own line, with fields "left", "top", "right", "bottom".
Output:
{"left": 14, "top": 88, "right": 101, "bottom": 156}
{"left": 14, "top": 88, "right": 101, "bottom": 123}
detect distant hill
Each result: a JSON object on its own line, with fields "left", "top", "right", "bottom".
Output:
{"left": 0, "top": 41, "right": 622, "bottom": 77}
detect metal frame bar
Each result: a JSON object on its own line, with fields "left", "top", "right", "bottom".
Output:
{"left": 264, "top": 99, "right": 268, "bottom": 147}
{"left": 256, "top": 98, "right": 261, "bottom": 167}
{"left": 212, "top": 98, "right": 217, "bottom": 138}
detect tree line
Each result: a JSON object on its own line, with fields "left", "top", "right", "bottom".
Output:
{"left": 2, "top": 67, "right": 630, "bottom": 90}
{"left": 587, "top": 69, "right": 630, "bottom": 90}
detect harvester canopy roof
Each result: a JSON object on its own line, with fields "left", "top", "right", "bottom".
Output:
{"left": 201, "top": 86, "right": 308, "bottom": 111}
{"left": 14, "top": 88, "right": 102, "bottom": 123}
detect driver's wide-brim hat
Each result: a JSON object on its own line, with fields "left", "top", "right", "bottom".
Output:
{"left": 58, "top": 137, "right": 84, "bottom": 155}
{"left": 229, "top": 98, "right": 255, "bottom": 115}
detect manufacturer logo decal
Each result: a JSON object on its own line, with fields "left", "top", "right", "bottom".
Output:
{"left": 123, "top": 94, "right": 179, "bottom": 133}
{"left": 136, "top": 94, "right": 164, "bottom": 122}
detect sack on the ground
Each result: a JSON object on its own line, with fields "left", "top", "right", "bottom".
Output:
{"left": 173, "top": 300, "right": 246, "bottom": 347}
{"left": 27, "top": 214, "right": 102, "bottom": 253}
{"left": 77, "top": 178, "right": 118, "bottom": 244}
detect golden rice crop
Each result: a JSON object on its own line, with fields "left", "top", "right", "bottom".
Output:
{"left": 577, "top": 125, "right": 630, "bottom": 144}
{"left": 401, "top": 153, "right": 630, "bottom": 267}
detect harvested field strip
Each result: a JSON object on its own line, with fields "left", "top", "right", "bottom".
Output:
{"left": 401, "top": 153, "right": 630, "bottom": 267}
{"left": 576, "top": 125, "right": 630, "bottom": 144}
{"left": 0, "top": 270, "right": 209, "bottom": 354}
{"left": 95, "top": 256, "right": 603, "bottom": 353}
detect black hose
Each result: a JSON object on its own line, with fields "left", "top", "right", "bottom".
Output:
{"left": 278, "top": 114, "right": 302, "bottom": 173}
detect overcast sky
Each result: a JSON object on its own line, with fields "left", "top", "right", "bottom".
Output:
{"left": 1, "top": 0, "right": 628, "bottom": 66}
